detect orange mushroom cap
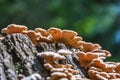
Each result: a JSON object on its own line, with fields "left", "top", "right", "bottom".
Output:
{"left": 115, "top": 64, "right": 120, "bottom": 73}
{"left": 65, "top": 36, "right": 82, "bottom": 49}
{"left": 35, "top": 28, "right": 49, "bottom": 37}
{"left": 90, "top": 59, "right": 115, "bottom": 73}
{"left": 22, "top": 30, "right": 40, "bottom": 45}
{"left": 2, "top": 24, "right": 28, "bottom": 34}
{"left": 61, "top": 30, "right": 78, "bottom": 42}
{"left": 76, "top": 51, "right": 99, "bottom": 68}
{"left": 79, "top": 42, "right": 101, "bottom": 52}
{"left": 48, "top": 27, "right": 62, "bottom": 43}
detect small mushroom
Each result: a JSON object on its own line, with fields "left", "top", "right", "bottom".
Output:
{"left": 88, "top": 69, "right": 109, "bottom": 80}
{"left": 51, "top": 72, "right": 67, "bottom": 78}
{"left": 35, "top": 28, "right": 49, "bottom": 37}
{"left": 90, "top": 59, "right": 115, "bottom": 73}
{"left": 108, "top": 73, "right": 120, "bottom": 79}
{"left": 61, "top": 30, "right": 78, "bottom": 42}
{"left": 44, "top": 62, "right": 77, "bottom": 80}
{"left": 37, "top": 51, "right": 65, "bottom": 65}
{"left": 51, "top": 64, "right": 77, "bottom": 80}
{"left": 57, "top": 49, "right": 72, "bottom": 56}
{"left": 22, "top": 30, "right": 40, "bottom": 45}
{"left": 65, "top": 36, "right": 82, "bottom": 49}
{"left": 115, "top": 63, "right": 120, "bottom": 73}
{"left": 92, "top": 50, "right": 111, "bottom": 58}
{"left": 38, "top": 35, "right": 53, "bottom": 43}
{"left": 48, "top": 27, "right": 62, "bottom": 43}
{"left": 76, "top": 51, "right": 99, "bottom": 68}
{"left": 79, "top": 42, "right": 101, "bottom": 52}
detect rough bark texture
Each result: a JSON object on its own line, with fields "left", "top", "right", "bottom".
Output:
{"left": 0, "top": 34, "right": 87, "bottom": 80}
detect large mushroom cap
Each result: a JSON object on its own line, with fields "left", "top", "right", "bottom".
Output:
{"left": 2, "top": 24, "right": 28, "bottom": 34}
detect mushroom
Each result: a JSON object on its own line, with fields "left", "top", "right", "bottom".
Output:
{"left": 48, "top": 27, "right": 62, "bottom": 43}
{"left": 57, "top": 49, "right": 72, "bottom": 56}
{"left": 108, "top": 73, "right": 120, "bottom": 79}
{"left": 48, "top": 28, "right": 82, "bottom": 49}
{"left": 115, "top": 63, "right": 120, "bottom": 73}
{"left": 61, "top": 30, "right": 78, "bottom": 42}
{"left": 44, "top": 62, "right": 77, "bottom": 80}
{"left": 88, "top": 69, "right": 110, "bottom": 80}
{"left": 35, "top": 28, "right": 53, "bottom": 43}
{"left": 79, "top": 42, "right": 101, "bottom": 52}
{"left": 88, "top": 66, "right": 120, "bottom": 80}
{"left": 76, "top": 51, "right": 99, "bottom": 68}
{"left": 22, "top": 30, "right": 40, "bottom": 45}
{"left": 38, "top": 35, "right": 53, "bottom": 43}
{"left": 2, "top": 24, "right": 28, "bottom": 34}
{"left": 50, "top": 64, "right": 77, "bottom": 80}
{"left": 35, "top": 28, "right": 49, "bottom": 37}
{"left": 90, "top": 59, "right": 115, "bottom": 73}
{"left": 37, "top": 51, "right": 65, "bottom": 65}
{"left": 65, "top": 36, "right": 82, "bottom": 49}
{"left": 51, "top": 72, "right": 67, "bottom": 78}
{"left": 79, "top": 41, "right": 111, "bottom": 58}
{"left": 92, "top": 50, "right": 111, "bottom": 58}
{"left": 22, "top": 30, "right": 53, "bottom": 45}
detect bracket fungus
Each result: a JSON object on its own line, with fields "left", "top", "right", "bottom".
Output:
{"left": 48, "top": 27, "right": 62, "bottom": 44}
{"left": 0, "top": 24, "right": 120, "bottom": 80}
{"left": 79, "top": 42, "right": 101, "bottom": 52}
{"left": 44, "top": 63, "right": 78, "bottom": 80}
{"left": 35, "top": 28, "right": 49, "bottom": 37}
{"left": 2, "top": 24, "right": 28, "bottom": 34}
{"left": 57, "top": 49, "right": 72, "bottom": 55}
{"left": 37, "top": 51, "right": 65, "bottom": 65}
{"left": 76, "top": 51, "right": 99, "bottom": 68}
{"left": 22, "top": 30, "right": 52, "bottom": 45}
{"left": 115, "top": 64, "right": 120, "bottom": 73}
{"left": 22, "top": 30, "right": 40, "bottom": 45}
{"left": 61, "top": 30, "right": 78, "bottom": 42}
{"left": 61, "top": 30, "right": 82, "bottom": 49}
{"left": 88, "top": 59, "right": 120, "bottom": 80}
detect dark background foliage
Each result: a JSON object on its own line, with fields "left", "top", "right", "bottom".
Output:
{"left": 0, "top": 0, "right": 120, "bottom": 61}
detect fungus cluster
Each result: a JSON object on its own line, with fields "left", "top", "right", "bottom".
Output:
{"left": 1, "top": 24, "right": 83, "bottom": 48}
{"left": 48, "top": 28, "right": 83, "bottom": 49}
{"left": 37, "top": 51, "right": 80, "bottom": 80}
{"left": 1, "top": 24, "right": 120, "bottom": 80}
{"left": 1, "top": 24, "right": 52, "bottom": 45}
{"left": 75, "top": 42, "right": 120, "bottom": 80}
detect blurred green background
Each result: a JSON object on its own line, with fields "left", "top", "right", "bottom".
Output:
{"left": 0, "top": 0, "right": 120, "bottom": 62}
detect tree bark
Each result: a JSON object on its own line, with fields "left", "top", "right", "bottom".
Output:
{"left": 0, "top": 34, "right": 87, "bottom": 80}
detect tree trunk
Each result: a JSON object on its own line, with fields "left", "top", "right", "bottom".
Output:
{"left": 0, "top": 34, "right": 87, "bottom": 80}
